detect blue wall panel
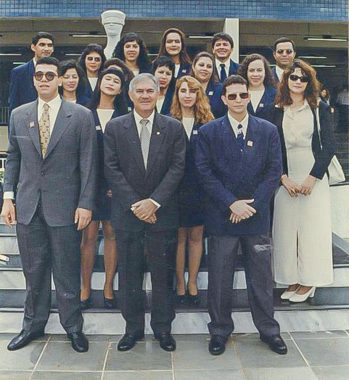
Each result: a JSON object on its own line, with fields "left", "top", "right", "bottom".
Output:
{"left": 0, "top": 1, "right": 347, "bottom": 21}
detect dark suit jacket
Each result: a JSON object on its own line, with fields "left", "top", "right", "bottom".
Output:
{"left": 8, "top": 60, "right": 37, "bottom": 114}
{"left": 247, "top": 86, "right": 276, "bottom": 119}
{"left": 3, "top": 100, "right": 97, "bottom": 226}
{"left": 158, "top": 84, "right": 175, "bottom": 115}
{"left": 176, "top": 63, "right": 191, "bottom": 79}
{"left": 271, "top": 66, "right": 280, "bottom": 83}
{"left": 195, "top": 114, "right": 282, "bottom": 236}
{"left": 104, "top": 112, "right": 186, "bottom": 232}
{"left": 206, "top": 80, "right": 226, "bottom": 118}
{"left": 215, "top": 59, "right": 240, "bottom": 83}
{"left": 266, "top": 101, "right": 336, "bottom": 179}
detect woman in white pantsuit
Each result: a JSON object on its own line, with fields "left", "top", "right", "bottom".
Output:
{"left": 268, "top": 59, "right": 336, "bottom": 302}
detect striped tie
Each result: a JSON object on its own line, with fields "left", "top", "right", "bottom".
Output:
{"left": 39, "top": 103, "right": 50, "bottom": 158}
{"left": 236, "top": 124, "right": 244, "bottom": 150}
{"left": 140, "top": 118, "right": 151, "bottom": 169}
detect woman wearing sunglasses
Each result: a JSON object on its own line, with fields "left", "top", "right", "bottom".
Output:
{"left": 113, "top": 32, "right": 151, "bottom": 77}
{"left": 268, "top": 59, "right": 335, "bottom": 303}
{"left": 191, "top": 52, "right": 226, "bottom": 119}
{"left": 171, "top": 76, "right": 214, "bottom": 305}
{"left": 78, "top": 44, "right": 106, "bottom": 102}
{"left": 152, "top": 56, "right": 175, "bottom": 115}
{"left": 157, "top": 28, "right": 192, "bottom": 79}
{"left": 238, "top": 54, "right": 276, "bottom": 119}
{"left": 59, "top": 60, "right": 89, "bottom": 106}
{"left": 80, "top": 68, "right": 128, "bottom": 310}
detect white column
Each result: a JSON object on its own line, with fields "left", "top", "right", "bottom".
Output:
{"left": 223, "top": 18, "right": 239, "bottom": 63}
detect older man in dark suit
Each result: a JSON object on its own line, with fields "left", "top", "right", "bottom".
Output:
{"left": 8, "top": 32, "right": 54, "bottom": 114}
{"left": 104, "top": 73, "right": 186, "bottom": 352}
{"left": 196, "top": 75, "right": 287, "bottom": 356}
{"left": 271, "top": 37, "right": 296, "bottom": 83}
{"left": 1, "top": 57, "right": 97, "bottom": 353}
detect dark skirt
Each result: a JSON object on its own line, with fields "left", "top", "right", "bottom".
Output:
{"left": 178, "top": 179, "right": 204, "bottom": 228}
{"left": 93, "top": 188, "right": 111, "bottom": 221}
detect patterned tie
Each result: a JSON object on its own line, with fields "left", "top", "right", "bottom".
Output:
{"left": 39, "top": 103, "right": 50, "bottom": 158}
{"left": 220, "top": 63, "right": 227, "bottom": 82}
{"left": 236, "top": 124, "right": 244, "bottom": 150}
{"left": 140, "top": 118, "right": 151, "bottom": 169}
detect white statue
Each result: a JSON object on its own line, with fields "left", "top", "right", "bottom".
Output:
{"left": 101, "top": 10, "right": 126, "bottom": 59}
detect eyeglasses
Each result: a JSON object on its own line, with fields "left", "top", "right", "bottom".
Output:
{"left": 86, "top": 56, "right": 101, "bottom": 62}
{"left": 34, "top": 71, "right": 57, "bottom": 81}
{"left": 289, "top": 74, "right": 309, "bottom": 83}
{"left": 276, "top": 49, "right": 294, "bottom": 55}
{"left": 226, "top": 92, "right": 249, "bottom": 100}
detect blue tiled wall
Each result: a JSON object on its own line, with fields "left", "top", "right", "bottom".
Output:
{"left": 0, "top": 1, "right": 347, "bottom": 21}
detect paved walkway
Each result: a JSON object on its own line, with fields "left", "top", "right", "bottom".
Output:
{"left": 0, "top": 331, "right": 348, "bottom": 379}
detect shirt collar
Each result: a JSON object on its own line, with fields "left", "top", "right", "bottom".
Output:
{"left": 215, "top": 58, "right": 228, "bottom": 71}
{"left": 227, "top": 111, "right": 249, "bottom": 131}
{"left": 275, "top": 65, "right": 284, "bottom": 80}
{"left": 133, "top": 109, "right": 155, "bottom": 126}
{"left": 38, "top": 94, "right": 62, "bottom": 112}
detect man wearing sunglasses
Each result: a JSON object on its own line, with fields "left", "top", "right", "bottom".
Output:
{"left": 272, "top": 37, "right": 296, "bottom": 83}
{"left": 196, "top": 75, "right": 287, "bottom": 356}
{"left": 9, "top": 32, "right": 55, "bottom": 114}
{"left": 2, "top": 57, "right": 97, "bottom": 353}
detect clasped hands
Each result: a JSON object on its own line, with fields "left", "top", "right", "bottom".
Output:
{"left": 229, "top": 199, "right": 256, "bottom": 224}
{"left": 281, "top": 175, "right": 316, "bottom": 197}
{"left": 131, "top": 199, "right": 158, "bottom": 224}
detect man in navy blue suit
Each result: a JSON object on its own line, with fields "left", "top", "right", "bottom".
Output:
{"left": 196, "top": 75, "right": 287, "bottom": 356}
{"left": 9, "top": 32, "right": 54, "bottom": 114}
{"left": 212, "top": 32, "right": 240, "bottom": 83}
{"left": 272, "top": 37, "right": 296, "bottom": 83}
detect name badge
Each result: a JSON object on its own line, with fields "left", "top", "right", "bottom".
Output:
{"left": 193, "top": 130, "right": 198, "bottom": 135}
{"left": 208, "top": 91, "right": 214, "bottom": 96}
{"left": 29, "top": 121, "right": 35, "bottom": 128}
{"left": 96, "top": 125, "right": 101, "bottom": 130}
{"left": 182, "top": 69, "right": 187, "bottom": 73}
{"left": 247, "top": 140, "right": 253, "bottom": 147}
{"left": 259, "top": 103, "right": 264, "bottom": 108}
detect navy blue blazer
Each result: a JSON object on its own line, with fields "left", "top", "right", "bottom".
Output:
{"left": 195, "top": 114, "right": 282, "bottom": 236}
{"left": 215, "top": 59, "right": 240, "bottom": 83}
{"left": 206, "top": 80, "right": 226, "bottom": 119}
{"left": 247, "top": 86, "right": 276, "bottom": 119}
{"left": 176, "top": 63, "right": 191, "bottom": 79}
{"left": 9, "top": 60, "right": 37, "bottom": 114}
{"left": 271, "top": 67, "right": 280, "bottom": 83}
{"left": 158, "top": 84, "right": 175, "bottom": 115}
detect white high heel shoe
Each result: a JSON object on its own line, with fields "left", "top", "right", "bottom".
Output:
{"left": 280, "top": 288, "right": 299, "bottom": 300}
{"left": 289, "top": 287, "right": 316, "bottom": 303}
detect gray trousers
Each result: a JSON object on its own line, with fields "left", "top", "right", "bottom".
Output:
{"left": 207, "top": 235, "right": 280, "bottom": 339}
{"left": 16, "top": 204, "right": 83, "bottom": 334}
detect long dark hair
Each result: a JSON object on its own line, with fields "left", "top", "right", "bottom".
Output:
{"left": 89, "top": 68, "right": 128, "bottom": 115}
{"left": 79, "top": 43, "right": 106, "bottom": 74}
{"left": 59, "top": 59, "right": 86, "bottom": 96}
{"left": 113, "top": 32, "right": 151, "bottom": 72}
{"left": 238, "top": 53, "right": 275, "bottom": 88}
{"left": 157, "top": 28, "right": 191, "bottom": 64}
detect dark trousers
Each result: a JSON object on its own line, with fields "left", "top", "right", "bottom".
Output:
{"left": 115, "top": 229, "right": 177, "bottom": 335}
{"left": 16, "top": 204, "right": 83, "bottom": 334}
{"left": 207, "top": 234, "right": 280, "bottom": 338}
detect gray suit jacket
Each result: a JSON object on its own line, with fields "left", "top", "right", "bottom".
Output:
{"left": 4, "top": 99, "right": 97, "bottom": 226}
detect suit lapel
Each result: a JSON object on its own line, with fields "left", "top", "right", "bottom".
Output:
{"left": 221, "top": 115, "right": 240, "bottom": 154}
{"left": 145, "top": 113, "right": 166, "bottom": 178}
{"left": 45, "top": 100, "right": 72, "bottom": 159}
{"left": 26, "top": 100, "right": 42, "bottom": 157}
{"left": 125, "top": 114, "right": 146, "bottom": 175}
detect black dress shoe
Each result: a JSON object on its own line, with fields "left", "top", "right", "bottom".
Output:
{"left": 117, "top": 332, "right": 144, "bottom": 351}
{"left": 80, "top": 297, "right": 92, "bottom": 310}
{"left": 176, "top": 294, "right": 186, "bottom": 305}
{"left": 67, "top": 332, "right": 89, "bottom": 353}
{"left": 155, "top": 332, "right": 176, "bottom": 352}
{"left": 104, "top": 296, "right": 117, "bottom": 309}
{"left": 208, "top": 335, "right": 227, "bottom": 356}
{"left": 7, "top": 329, "right": 45, "bottom": 351}
{"left": 260, "top": 334, "right": 288, "bottom": 355}
{"left": 188, "top": 293, "right": 200, "bottom": 306}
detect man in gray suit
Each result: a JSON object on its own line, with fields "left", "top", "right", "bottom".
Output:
{"left": 1, "top": 57, "right": 97, "bottom": 352}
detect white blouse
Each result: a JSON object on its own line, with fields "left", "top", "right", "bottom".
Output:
{"left": 182, "top": 117, "right": 195, "bottom": 138}
{"left": 97, "top": 109, "right": 114, "bottom": 132}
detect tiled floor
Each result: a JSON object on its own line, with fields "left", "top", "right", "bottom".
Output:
{"left": 0, "top": 331, "right": 348, "bottom": 379}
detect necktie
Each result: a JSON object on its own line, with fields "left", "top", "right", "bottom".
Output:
{"left": 220, "top": 63, "right": 227, "bottom": 82}
{"left": 140, "top": 118, "right": 151, "bottom": 169}
{"left": 236, "top": 124, "right": 244, "bottom": 150}
{"left": 39, "top": 103, "right": 50, "bottom": 157}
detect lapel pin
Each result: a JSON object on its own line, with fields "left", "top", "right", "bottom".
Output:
{"left": 208, "top": 91, "right": 214, "bottom": 96}
{"left": 260, "top": 103, "right": 264, "bottom": 108}
{"left": 156, "top": 131, "right": 160, "bottom": 135}
{"left": 247, "top": 140, "right": 253, "bottom": 147}
{"left": 29, "top": 121, "right": 35, "bottom": 128}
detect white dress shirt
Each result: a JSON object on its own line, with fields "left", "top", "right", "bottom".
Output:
{"left": 249, "top": 89, "right": 264, "bottom": 112}
{"left": 215, "top": 58, "right": 229, "bottom": 80}
{"left": 88, "top": 77, "right": 98, "bottom": 91}
{"left": 275, "top": 66, "right": 284, "bottom": 81}
{"left": 174, "top": 64, "right": 180, "bottom": 78}
{"left": 227, "top": 112, "right": 249, "bottom": 138}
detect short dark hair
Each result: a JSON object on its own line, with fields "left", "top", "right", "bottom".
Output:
{"left": 273, "top": 37, "right": 296, "bottom": 52}
{"left": 35, "top": 56, "right": 60, "bottom": 72}
{"left": 32, "top": 32, "right": 54, "bottom": 46}
{"left": 222, "top": 75, "right": 248, "bottom": 95}
{"left": 104, "top": 58, "right": 135, "bottom": 83}
{"left": 152, "top": 56, "right": 175, "bottom": 75}
{"left": 211, "top": 32, "right": 234, "bottom": 49}
{"left": 79, "top": 43, "right": 106, "bottom": 74}
{"left": 59, "top": 59, "right": 86, "bottom": 94}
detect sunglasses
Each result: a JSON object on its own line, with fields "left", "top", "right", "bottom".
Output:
{"left": 289, "top": 74, "right": 309, "bottom": 83}
{"left": 86, "top": 56, "right": 101, "bottom": 62}
{"left": 34, "top": 71, "right": 57, "bottom": 81}
{"left": 226, "top": 92, "right": 249, "bottom": 100}
{"left": 276, "top": 49, "right": 294, "bottom": 55}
